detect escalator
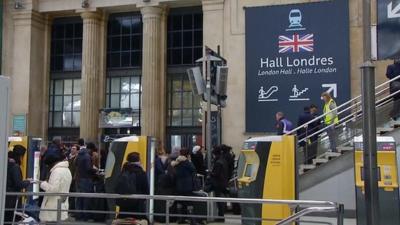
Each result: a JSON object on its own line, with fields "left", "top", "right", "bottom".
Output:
{"left": 287, "top": 75, "right": 400, "bottom": 214}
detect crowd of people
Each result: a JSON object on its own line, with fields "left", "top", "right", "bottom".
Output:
{"left": 275, "top": 92, "right": 339, "bottom": 164}
{"left": 5, "top": 138, "right": 236, "bottom": 225}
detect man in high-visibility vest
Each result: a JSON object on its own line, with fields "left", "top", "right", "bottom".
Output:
{"left": 322, "top": 92, "right": 339, "bottom": 152}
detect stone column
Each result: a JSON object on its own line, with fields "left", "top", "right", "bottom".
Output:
{"left": 12, "top": 10, "right": 47, "bottom": 137}
{"left": 140, "top": 6, "right": 166, "bottom": 141}
{"left": 80, "top": 11, "right": 102, "bottom": 143}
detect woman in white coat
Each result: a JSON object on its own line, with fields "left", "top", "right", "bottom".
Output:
{"left": 39, "top": 151, "right": 72, "bottom": 223}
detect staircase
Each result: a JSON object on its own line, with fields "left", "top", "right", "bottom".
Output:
{"left": 289, "top": 75, "right": 400, "bottom": 176}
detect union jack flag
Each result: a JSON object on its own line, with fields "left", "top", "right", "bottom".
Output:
{"left": 278, "top": 34, "right": 314, "bottom": 53}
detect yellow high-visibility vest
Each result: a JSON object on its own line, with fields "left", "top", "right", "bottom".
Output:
{"left": 323, "top": 99, "right": 339, "bottom": 125}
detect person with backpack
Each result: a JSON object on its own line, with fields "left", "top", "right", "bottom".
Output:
{"left": 115, "top": 152, "right": 149, "bottom": 220}
{"left": 275, "top": 112, "right": 293, "bottom": 135}
{"left": 5, "top": 145, "right": 32, "bottom": 223}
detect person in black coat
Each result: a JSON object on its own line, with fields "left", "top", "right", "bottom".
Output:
{"left": 5, "top": 145, "right": 31, "bottom": 223}
{"left": 191, "top": 146, "right": 206, "bottom": 176}
{"left": 386, "top": 59, "right": 400, "bottom": 120}
{"left": 297, "top": 106, "right": 321, "bottom": 164}
{"left": 171, "top": 148, "right": 198, "bottom": 224}
{"left": 210, "top": 147, "right": 229, "bottom": 222}
{"left": 116, "top": 152, "right": 149, "bottom": 220}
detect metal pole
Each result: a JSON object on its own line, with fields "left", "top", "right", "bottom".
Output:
{"left": 206, "top": 57, "right": 212, "bottom": 170}
{"left": 56, "top": 198, "right": 62, "bottom": 225}
{"left": 337, "top": 204, "right": 344, "bottom": 225}
{"left": 165, "top": 200, "right": 170, "bottom": 225}
{"left": 363, "top": 0, "right": 372, "bottom": 61}
{"left": 361, "top": 61, "right": 380, "bottom": 225}
{"left": 0, "top": 76, "right": 10, "bottom": 225}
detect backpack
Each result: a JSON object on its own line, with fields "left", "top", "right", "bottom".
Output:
{"left": 115, "top": 171, "right": 137, "bottom": 195}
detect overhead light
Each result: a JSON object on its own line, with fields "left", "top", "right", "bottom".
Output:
{"left": 82, "top": 0, "right": 89, "bottom": 8}
{"left": 14, "top": 0, "right": 24, "bottom": 9}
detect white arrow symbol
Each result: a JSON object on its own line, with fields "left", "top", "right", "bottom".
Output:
{"left": 322, "top": 83, "right": 337, "bottom": 98}
{"left": 388, "top": 2, "right": 400, "bottom": 19}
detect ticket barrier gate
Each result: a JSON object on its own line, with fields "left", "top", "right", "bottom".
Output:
{"left": 104, "top": 136, "right": 157, "bottom": 220}
{"left": 237, "top": 136, "right": 297, "bottom": 225}
{"left": 354, "top": 136, "right": 400, "bottom": 225}
{"left": 8, "top": 136, "right": 42, "bottom": 200}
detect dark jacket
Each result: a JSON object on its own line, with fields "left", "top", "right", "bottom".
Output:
{"left": 297, "top": 111, "right": 319, "bottom": 146}
{"left": 210, "top": 157, "right": 229, "bottom": 191}
{"left": 276, "top": 117, "right": 293, "bottom": 135}
{"left": 191, "top": 152, "right": 206, "bottom": 175}
{"left": 117, "top": 163, "right": 149, "bottom": 219}
{"left": 386, "top": 63, "right": 400, "bottom": 99}
{"left": 173, "top": 156, "right": 196, "bottom": 195}
{"left": 155, "top": 156, "right": 169, "bottom": 178}
{"left": 75, "top": 149, "right": 95, "bottom": 180}
{"left": 7, "top": 159, "right": 30, "bottom": 192}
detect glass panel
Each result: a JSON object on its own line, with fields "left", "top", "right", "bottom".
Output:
{"left": 64, "top": 80, "right": 73, "bottom": 95}
{"left": 132, "top": 17, "right": 142, "bottom": 34}
{"left": 172, "top": 92, "right": 182, "bottom": 108}
{"left": 183, "top": 31, "right": 193, "bottom": 47}
{"left": 194, "top": 47, "right": 202, "bottom": 61}
{"left": 121, "top": 77, "right": 130, "bottom": 93}
{"left": 172, "top": 32, "right": 182, "bottom": 47}
{"left": 183, "top": 92, "right": 192, "bottom": 108}
{"left": 131, "top": 35, "right": 141, "bottom": 50}
{"left": 131, "top": 52, "right": 141, "bottom": 67}
{"left": 54, "top": 56, "right": 63, "bottom": 71}
{"left": 110, "top": 19, "right": 121, "bottom": 35}
{"left": 194, "top": 14, "right": 202, "bottom": 29}
{"left": 108, "top": 53, "right": 121, "bottom": 68}
{"left": 106, "top": 78, "right": 110, "bottom": 94}
{"left": 49, "top": 80, "right": 54, "bottom": 95}
{"left": 54, "top": 40, "right": 64, "bottom": 55}
{"left": 74, "top": 39, "right": 82, "bottom": 53}
{"left": 122, "top": 36, "right": 130, "bottom": 51}
{"left": 194, "top": 31, "right": 202, "bottom": 46}
{"left": 63, "top": 55, "right": 74, "bottom": 71}
{"left": 53, "top": 112, "right": 62, "bottom": 127}
{"left": 54, "top": 96, "right": 63, "bottom": 111}
{"left": 183, "top": 48, "right": 193, "bottom": 64}
{"left": 171, "top": 135, "right": 182, "bottom": 149}
{"left": 64, "top": 40, "right": 74, "bottom": 54}
{"left": 75, "top": 23, "right": 83, "bottom": 37}
{"left": 172, "top": 49, "right": 182, "bottom": 65}
{"left": 172, "top": 15, "right": 182, "bottom": 30}
{"left": 130, "top": 93, "right": 140, "bottom": 110}
{"left": 172, "top": 79, "right": 182, "bottom": 92}
{"left": 120, "top": 94, "right": 130, "bottom": 108}
{"left": 171, "top": 110, "right": 182, "bottom": 126}
{"left": 131, "top": 77, "right": 141, "bottom": 92}
{"left": 183, "top": 80, "right": 192, "bottom": 91}
{"left": 193, "top": 95, "right": 201, "bottom": 107}
{"left": 53, "top": 24, "right": 64, "bottom": 39}
{"left": 48, "top": 112, "right": 53, "bottom": 127}
{"left": 73, "top": 79, "right": 81, "bottom": 95}
{"left": 183, "top": 14, "right": 193, "bottom": 30}
{"left": 110, "top": 94, "right": 120, "bottom": 108}
{"left": 182, "top": 109, "right": 193, "bottom": 126}
{"left": 121, "top": 18, "right": 131, "bottom": 34}
{"left": 49, "top": 96, "right": 53, "bottom": 110}
{"left": 54, "top": 80, "right": 63, "bottom": 95}
{"left": 74, "top": 54, "right": 82, "bottom": 71}
{"left": 111, "top": 77, "right": 120, "bottom": 93}
{"left": 121, "top": 52, "right": 130, "bottom": 67}
{"left": 63, "top": 96, "right": 73, "bottom": 111}
{"left": 111, "top": 36, "right": 121, "bottom": 51}
{"left": 73, "top": 96, "right": 81, "bottom": 111}
{"left": 106, "top": 94, "right": 110, "bottom": 108}
{"left": 72, "top": 112, "right": 80, "bottom": 127}
{"left": 63, "top": 112, "right": 72, "bottom": 127}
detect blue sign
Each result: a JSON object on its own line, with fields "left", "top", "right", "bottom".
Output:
{"left": 245, "top": 0, "right": 350, "bottom": 132}
{"left": 12, "top": 115, "right": 26, "bottom": 134}
{"left": 377, "top": 0, "right": 400, "bottom": 59}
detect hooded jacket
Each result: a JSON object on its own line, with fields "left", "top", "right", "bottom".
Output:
{"left": 172, "top": 156, "right": 196, "bottom": 194}
{"left": 39, "top": 161, "right": 72, "bottom": 222}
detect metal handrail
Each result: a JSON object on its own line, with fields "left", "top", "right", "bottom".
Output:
{"left": 7, "top": 192, "right": 343, "bottom": 225}
{"left": 288, "top": 74, "right": 400, "bottom": 136}
{"left": 276, "top": 207, "right": 337, "bottom": 225}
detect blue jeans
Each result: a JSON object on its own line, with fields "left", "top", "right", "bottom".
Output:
{"left": 75, "top": 178, "right": 94, "bottom": 221}
{"left": 326, "top": 125, "right": 337, "bottom": 152}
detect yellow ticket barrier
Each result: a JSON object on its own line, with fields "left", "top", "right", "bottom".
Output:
{"left": 104, "top": 136, "right": 157, "bottom": 220}
{"left": 354, "top": 136, "right": 400, "bottom": 225}
{"left": 238, "top": 135, "right": 296, "bottom": 225}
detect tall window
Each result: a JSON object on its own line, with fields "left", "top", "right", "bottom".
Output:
{"left": 167, "top": 10, "right": 203, "bottom": 65}
{"left": 50, "top": 19, "right": 83, "bottom": 72}
{"left": 49, "top": 79, "right": 81, "bottom": 128}
{"left": 107, "top": 14, "right": 143, "bottom": 68}
{"left": 105, "top": 76, "right": 142, "bottom": 126}
{"left": 49, "top": 18, "right": 83, "bottom": 134}
{"left": 167, "top": 74, "right": 202, "bottom": 127}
